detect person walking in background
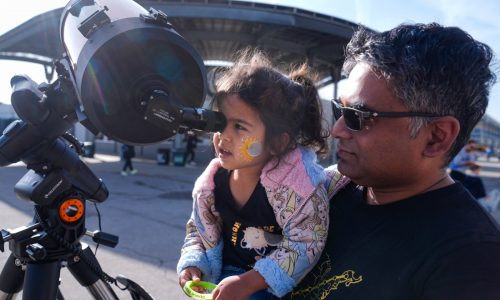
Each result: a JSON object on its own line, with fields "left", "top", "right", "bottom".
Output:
{"left": 121, "top": 144, "right": 138, "bottom": 176}
{"left": 177, "top": 50, "right": 348, "bottom": 299}
{"left": 184, "top": 133, "right": 199, "bottom": 166}
{"left": 286, "top": 23, "right": 500, "bottom": 299}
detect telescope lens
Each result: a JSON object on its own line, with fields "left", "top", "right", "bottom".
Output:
{"left": 79, "top": 31, "right": 205, "bottom": 144}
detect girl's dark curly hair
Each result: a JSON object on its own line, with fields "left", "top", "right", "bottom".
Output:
{"left": 214, "top": 49, "right": 329, "bottom": 163}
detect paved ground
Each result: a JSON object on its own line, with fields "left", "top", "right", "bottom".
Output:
{"left": 0, "top": 154, "right": 499, "bottom": 299}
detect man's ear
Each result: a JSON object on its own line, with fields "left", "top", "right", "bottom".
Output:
{"left": 423, "top": 116, "right": 460, "bottom": 158}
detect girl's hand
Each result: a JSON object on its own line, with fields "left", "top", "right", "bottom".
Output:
{"left": 213, "top": 275, "right": 252, "bottom": 300}
{"left": 213, "top": 270, "right": 268, "bottom": 300}
{"left": 179, "top": 267, "right": 204, "bottom": 292}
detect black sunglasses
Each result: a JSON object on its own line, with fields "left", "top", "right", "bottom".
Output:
{"left": 331, "top": 99, "right": 442, "bottom": 131}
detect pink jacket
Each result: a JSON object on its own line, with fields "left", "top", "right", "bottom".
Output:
{"left": 177, "top": 146, "right": 349, "bottom": 296}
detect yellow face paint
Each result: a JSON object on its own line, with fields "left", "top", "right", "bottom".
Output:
{"left": 239, "top": 137, "right": 263, "bottom": 161}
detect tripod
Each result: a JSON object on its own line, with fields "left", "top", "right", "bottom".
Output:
{"left": 0, "top": 74, "right": 154, "bottom": 299}
{"left": 0, "top": 135, "right": 153, "bottom": 300}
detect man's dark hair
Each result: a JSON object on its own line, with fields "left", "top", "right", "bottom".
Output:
{"left": 343, "top": 23, "right": 496, "bottom": 163}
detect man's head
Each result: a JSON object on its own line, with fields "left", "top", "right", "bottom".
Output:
{"left": 332, "top": 23, "right": 496, "bottom": 191}
{"left": 342, "top": 23, "right": 495, "bottom": 162}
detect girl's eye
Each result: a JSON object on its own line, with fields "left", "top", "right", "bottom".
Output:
{"left": 235, "top": 123, "right": 246, "bottom": 131}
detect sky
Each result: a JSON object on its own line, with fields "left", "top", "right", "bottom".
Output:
{"left": 1, "top": 0, "right": 499, "bottom": 121}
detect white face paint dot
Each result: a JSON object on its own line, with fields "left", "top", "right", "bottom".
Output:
{"left": 248, "top": 141, "right": 263, "bottom": 157}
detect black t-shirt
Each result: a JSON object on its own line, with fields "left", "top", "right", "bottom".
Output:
{"left": 214, "top": 168, "right": 282, "bottom": 270}
{"left": 283, "top": 182, "right": 500, "bottom": 300}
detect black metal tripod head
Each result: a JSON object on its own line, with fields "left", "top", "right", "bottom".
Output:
{"left": 0, "top": 74, "right": 125, "bottom": 300}
{"left": 0, "top": 74, "right": 109, "bottom": 206}
{"left": 0, "top": 72, "right": 111, "bottom": 262}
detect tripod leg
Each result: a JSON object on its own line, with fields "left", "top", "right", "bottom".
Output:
{"left": 67, "top": 244, "right": 118, "bottom": 300}
{"left": 0, "top": 254, "right": 24, "bottom": 299}
{"left": 23, "top": 260, "right": 61, "bottom": 300}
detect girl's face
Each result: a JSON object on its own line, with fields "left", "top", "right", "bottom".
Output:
{"left": 213, "top": 94, "right": 272, "bottom": 171}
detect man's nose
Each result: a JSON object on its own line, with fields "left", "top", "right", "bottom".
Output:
{"left": 330, "top": 117, "right": 350, "bottom": 139}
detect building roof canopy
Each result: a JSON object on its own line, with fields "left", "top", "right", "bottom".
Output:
{"left": 0, "top": 0, "right": 361, "bottom": 85}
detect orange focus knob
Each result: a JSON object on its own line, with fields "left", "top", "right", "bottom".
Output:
{"left": 59, "top": 198, "right": 84, "bottom": 223}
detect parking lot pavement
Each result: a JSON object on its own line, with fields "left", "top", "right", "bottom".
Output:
{"left": 0, "top": 153, "right": 499, "bottom": 299}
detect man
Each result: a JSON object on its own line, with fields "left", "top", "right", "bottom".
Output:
{"left": 183, "top": 133, "right": 199, "bottom": 166}
{"left": 285, "top": 23, "right": 500, "bottom": 299}
{"left": 120, "top": 144, "right": 138, "bottom": 175}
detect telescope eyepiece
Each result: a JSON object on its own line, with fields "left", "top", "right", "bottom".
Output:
{"left": 179, "top": 108, "right": 226, "bottom": 133}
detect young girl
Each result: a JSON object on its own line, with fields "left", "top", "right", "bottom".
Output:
{"left": 177, "top": 51, "right": 347, "bottom": 299}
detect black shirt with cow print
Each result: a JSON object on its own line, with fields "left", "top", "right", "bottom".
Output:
{"left": 214, "top": 168, "right": 283, "bottom": 270}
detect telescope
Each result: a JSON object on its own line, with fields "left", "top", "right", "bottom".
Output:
{"left": 60, "top": 0, "right": 226, "bottom": 144}
{"left": 0, "top": 0, "right": 226, "bottom": 299}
